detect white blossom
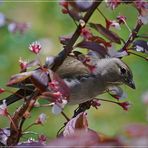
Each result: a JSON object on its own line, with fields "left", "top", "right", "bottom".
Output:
{"left": 36, "top": 113, "right": 47, "bottom": 124}
{"left": 52, "top": 100, "right": 67, "bottom": 115}
{"left": 139, "top": 15, "right": 148, "bottom": 24}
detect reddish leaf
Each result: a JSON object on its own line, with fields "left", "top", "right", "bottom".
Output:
{"left": 88, "top": 36, "right": 111, "bottom": 47}
{"left": 31, "top": 69, "right": 49, "bottom": 92}
{"left": 48, "top": 130, "right": 123, "bottom": 147}
{"left": 76, "top": 40, "right": 108, "bottom": 58}
{"left": 59, "top": 35, "right": 72, "bottom": 45}
{"left": 89, "top": 23, "right": 121, "bottom": 44}
{"left": 49, "top": 130, "right": 100, "bottom": 147}
{"left": 68, "top": 9, "right": 82, "bottom": 21}
{"left": 7, "top": 71, "right": 34, "bottom": 86}
{"left": 63, "top": 112, "right": 88, "bottom": 137}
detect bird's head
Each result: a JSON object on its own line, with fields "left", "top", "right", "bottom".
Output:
{"left": 97, "top": 58, "right": 136, "bottom": 89}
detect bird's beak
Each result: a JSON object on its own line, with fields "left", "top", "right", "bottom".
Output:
{"left": 127, "top": 79, "right": 136, "bottom": 89}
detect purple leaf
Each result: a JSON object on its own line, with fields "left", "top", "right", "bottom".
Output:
{"left": 76, "top": 40, "right": 108, "bottom": 58}
{"left": 0, "top": 128, "right": 10, "bottom": 145}
{"left": 89, "top": 23, "right": 121, "bottom": 44}
{"left": 133, "top": 40, "right": 148, "bottom": 54}
{"left": 48, "top": 129, "right": 123, "bottom": 147}
{"left": 68, "top": 9, "right": 82, "bottom": 21}
{"left": 31, "top": 69, "right": 49, "bottom": 92}
{"left": 59, "top": 35, "right": 72, "bottom": 45}
{"left": 63, "top": 112, "right": 88, "bottom": 137}
{"left": 7, "top": 71, "right": 34, "bottom": 87}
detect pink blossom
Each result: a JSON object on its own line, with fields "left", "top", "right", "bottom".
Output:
{"left": 106, "top": 20, "right": 121, "bottom": 30}
{"left": 29, "top": 41, "right": 42, "bottom": 54}
{"left": 38, "top": 135, "right": 47, "bottom": 144}
{"left": 91, "top": 99, "right": 101, "bottom": 109}
{"left": 118, "top": 101, "right": 131, "bottom": 111}
{"left": 80, "top": 28, "right": 93, "bottom": 40}
{"left": 117, "top": 15, "right": 126, "bottom": 24}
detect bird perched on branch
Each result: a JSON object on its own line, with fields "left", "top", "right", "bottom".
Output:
{"left": 56, "top": 55, "right": 135, "bottom": 105}
{"left": 0, "top": 53, "right": 135, "bottom": 106}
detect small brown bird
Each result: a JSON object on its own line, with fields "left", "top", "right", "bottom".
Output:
{"left": 56, "top": 56, "right": 135, "bottom": 105}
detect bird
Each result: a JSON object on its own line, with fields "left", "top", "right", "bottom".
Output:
{"left": 0, "top": 55, "right": 135, "bottom": 106}
{"left": 57, "top": 56, "right": 135, "bottom": 105}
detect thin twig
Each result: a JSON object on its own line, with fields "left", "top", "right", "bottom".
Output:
{"left": 61, "top": 111, "right": 70, "bottom": 121}
{"left": 127, "top": 50, "right": 148, "bottom": 61}
{"left": 97, "top": 8, "right": 107, "bottom": 20}
{"left": 7, "top": 114, "right": 18, "bottom": 134}
{"left": 121, "top": 20, "right": 143, "bottom": 52}
{"left": 23, "top": 123, "right": 36, "bottom": 132}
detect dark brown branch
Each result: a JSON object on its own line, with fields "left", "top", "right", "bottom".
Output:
{"left": 7, "top": 90, "right": 40, "bottom": 146}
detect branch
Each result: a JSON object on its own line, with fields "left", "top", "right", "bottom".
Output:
{"left": 7, "top": 90, "right": 40, "bottom": 146}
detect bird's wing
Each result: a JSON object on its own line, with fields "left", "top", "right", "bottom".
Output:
{"left": 56, "top": 56, "right": 90, "bottom": 78}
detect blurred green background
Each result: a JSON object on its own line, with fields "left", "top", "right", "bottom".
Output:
{"left": 0, "top": 2, "right": 148, "bottom": 141}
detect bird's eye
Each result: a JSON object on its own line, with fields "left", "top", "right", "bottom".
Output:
{"left": 120, "top": 67, "right": 126, "bottom": 75}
